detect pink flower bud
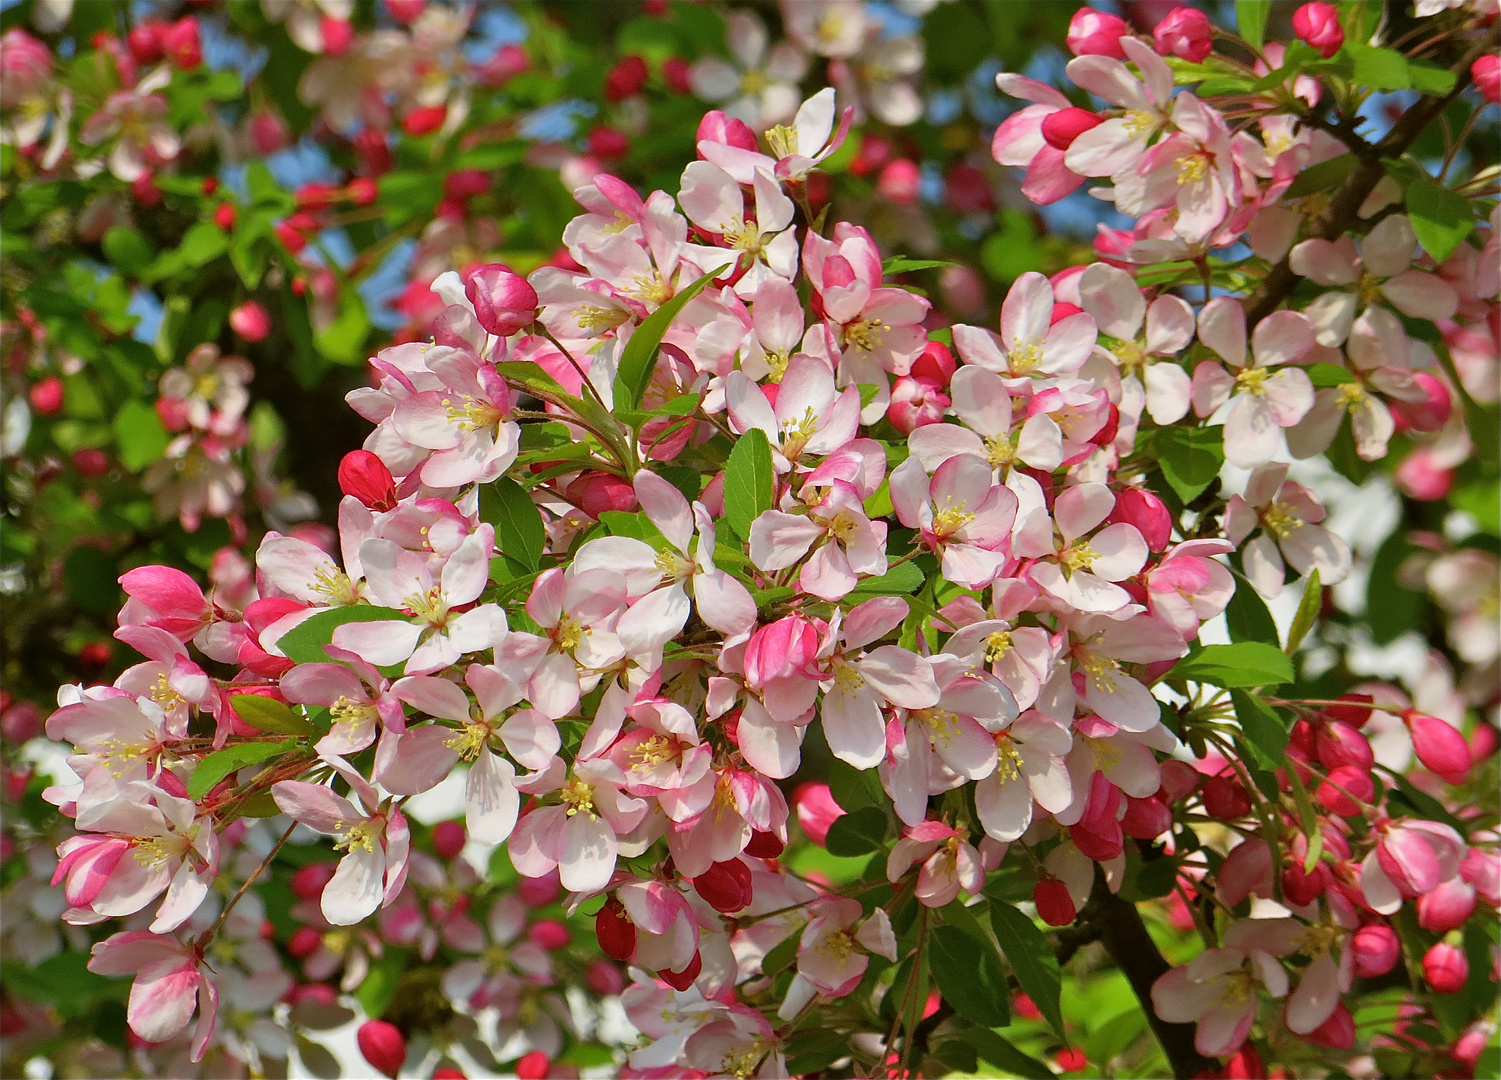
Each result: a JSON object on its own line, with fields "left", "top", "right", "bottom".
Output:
{"left": 792, "top": 782, "right": 845, "bottom": 848}
{"left": 1390, "top": 370, "right": 1453, "bottom": 433}
{"left": 1472, "top": 54, "right": 1501, "bottom": 106}
{"left": 338, "top": 450, "right": 398, "bottom": 512}
{"left": 1316, "top": 719, "right": 1373, "bottom": 772}
{"left": 877, "top": 159, "right": 922, "bottom": 205}
{"left": 564, "top": 471, "right": 637, "bottom": 518}
{"left": 72, "top": 447, "right": 110, "bottom": 479}
{"left": 943, "top": 162, "right": 994, "bottom": 215}
{"left": 1223, "top": 1043, "right": 1265, "bottom": 1080}
{"left": 1109, "top": 487, "right": 1172, "bottom": 552}
{"left": 1422, "top": 941, "right": 1468, "bottom": 994}
{"left": 888, "top": 376, "right": 950, "bottom": 434}
{"left": 744, "top": 615, "right": 820, "bottom": 688}
{"left": 516, "top": 1052, "right": 551, "bottom": 1080}
{"left": 385, "top": 0, "right": 426, "bottom": 24}
{"left": 29, "top": 375, "right": 63, "bottom": 416}
{"left": 1202, "top": 774, "right": 1250, "bottom": 820}
{"left": 431, "top": 820, "right": 466, "bottom": 860}
{"left": 443, "top": 169, "right": 491, "bottom": 200}
{"left": 1153, "top": 7, "right": 1213, "bottom": 63}
{"left": 228, "top": 300, "right": 271, "bottom": 342}
{"left": 1306, "top": 1002, "right": 1355, "bottom": 1050}
{"left": 1292, "top": 2, "right": 1343, "bottom": 59}
{"left": 475, "top": 42, "right": 529, "bottom": 87}
{"left": 586, "top": 958, "right": 626, "bottom": 996}
{"left": 1034, "top": 878, "right": 1077, "bottom": 926}
{"left": 1316, "top": 765, "right": 1372, "bottom": 816}
{"left": 1460, "top": 847, "right": 1501, "bottom": 907}
{"left": 910, "top": 340, "right": 957, "bottom": 387}
{"left": 403, "top": 104, "right": 447, "bottom": 136}
{"left": 1281, "top": 862, "right": 1324, "bottom": 906}
{"left": 1351, "top": 923, "right": 1400, "bottom": 977}
{"left": 1067, "top": 8, "right": 1131, "bottom": 58}
{"left": 529, "top": 919, "right": 571, "bottom": 950}
{"left": 692, "top": 859, "right": 754, "bottom": 913}
{"left": 939, "top": 265, "right": 987, "bottom": 318}
{"left": 659, "top": 949, "right": 702, "bottom": 991}
{"left": 1403, "top": 709, "right": 1471, "bottom": 785}
{"left": 1159, "top": 759, "right": 1200, "bottom": 802}
{"left": 586, "top": 125, "right": 630, "bottom": 160}
{"left": 163, "top": 17, "right": 201, "bottom": 70}
{"left": 595, "top": 897, "right": 636, "bottom": 961}
{"left": 1394, "top": 448, "right": 1455, "bottom": 502}
{"left": 433, "top": 1068, "right": 467, "bottom": 1080}
{"left": 462, "top": 264, "right": 538, "bottom": 337}
{"left": 287, "top": 927, "right": 322, "bottom": 958}
{"left": 663, "top": 56, "right": 692, "bottom": 94}
{"left": 696, "top": 110, "right": 758, "bottom": 154}
{"left": 1418, "top": 876, "right": 1476, "bottom": 934}
{"left": 745, "top": 830, "right": 785, "bottom": 858}
{"left": 1040, "top": 107, "right": 1104, "bottom": 151}
{"left": 356, "top": 1020, "right": 407, "bottom": 1079}
{"left": 291, "top": 862, "right": 336, "bottom": 902}
{"left": 604, "top": 55, "right": 649, "bottom": 101}
{"left": 1121, "top": 794, "right": 1172, "bottom": 839}
{"left": 320, "top": 15, "right": 354, "bottom": 56}
{"left": 518, "top": 869, "right": 561, "bottom": 907}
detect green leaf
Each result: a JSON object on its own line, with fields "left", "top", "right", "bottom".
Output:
{"left": 613, "top": 270, "right": 716, "bottom": 414}
{"left": 276, "top": 605, "right": 412, "bottom": 665}
{"left": 824, "top": 806, "right": 888, "bottom": 857}
{"left": 882, "top": 257, "right": 958, "bottom": 275}
{"left": 955, "top": 1028, "right": 1054, "bottom": 1079}
{"left": 1152, "top": 425, "right": 1225, "bottom": 504}
{"left": 1231, "top": 689, "right": 1290, "bottom": 770}
{"left": 1283, "top": 154, "right": 1358, "bottom": 200}
{"left": 1345, "top": 43, "right": 1412, "bottom": 90}
{"left": 1174, "top": 642, "right": 1294, "bottom": 687}
{"left": 989, "top": 901, "right": 1064, "bottom": 1038}
{"left": 102, "top": 227, "right": 154, "bottom": 276}
{"left": 64, "top": 546, "right": 118, "bottom": 615}
{"left": 1237, "top": 0, "right": 1271, "bottom": 49}
{"left": 929, "top": 925, "right": 1011, "bottom": 1027}
{"left": 187, "top": 740, "right": 293, "bottom": 800}
{"left": 112, "top": 400, "right": 171, "bottom": 472}
{"left": 1285, "top": 568, "right": 1322, "bottom": 654}
{"left": 1226, "top": 576, "right": 1280, "bottom": 647}
{"left": 1366, "top": 531, "right": 1426, "bottom": 644}
{"left": 722, "top": 427, "right": 774, "bottom": 541}
{"left": 844, "top": 560, "right": 925, "bottom": 602}
{"left": 760, "top": 926, "right": 801, "bottom": 976}
{"left": 314, "top": 291, "right": 371, "bottom": 365}
{"left": 178, "top": 220, "right": 229, "bottom": 267}
{"left": 229, "top": 694, "right": 311, "bottom": 736}
{"left": 480, "top": 477, "right": 546, "bottom": 572}
{"left": 1307, "top": 362, "right": 1358, "bottom": 388}
{"left": 355, "top": 946, "right": 409, "bottom": 1019}
{"left": 1407, "top": 176, "right": 1476, "bottom": 264}
{"left": 1408, "top": 60, "right": 1457, "bottom": 95}
{"left": 0, "top": 952, "right": 127, "bottom": 1019}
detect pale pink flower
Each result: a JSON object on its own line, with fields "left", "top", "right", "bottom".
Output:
{"left": 508, "top": 758, "right": 647, "bottom": 894}
{"left": 45, "top": 694, "right": 175, "bottom": 789}
{"left": 109, "top": 626, "right": 213, "bottom": 734}
{"left": 750, "top": 481, "right": 887, "bottom": 601}
{"left": 1151, "top": 927, "right": 1293, "bottom": 1058}
{"left": 907, "top": 365, "right": 1065, "bottom": 476}
{"left": 1115, "top": 94, "right": 1239, "bottom": 244}
{"left": 885, "top": 820, "right": 984, "bottom": 907}
{"left": 1063, "top": 37, "right": 1177, "bottom": 179}
{"left": 78, "top": 74, "right": 180, "bottom": 181}
{"left": 515, "top": 567, "right": 629, "bottom": 719}
{"left": 88, "top": 931, "right": 219, "bottom": 1061}
{"left": 1060, "top": 613, "right": 1189, "bottom": 731}
{"left": 1018, "top": 482, "right": 1148, "bottom": 615}
{"left": 889, "top": 453, "right": 1018, "bottom": 589}
{"left": 1078, "top": 262, "right": 1193, "bottom": 428}
{"left": 1224, "top": 463, "right": 1351, "bottom": 598}
{"left": 678, "top": 163, "right": 797, "bottom": 298}
{"left": 441, "top": 894, "right": 553, "bottom": 1010}
{"left": 992, "top": 75, "right": 1088, "bottom": 205}
{"left": 781, "top": 0, "right": 867, "bottom": 59}
{"left": 951, "top": 272, "right": 1097, "bottom": 380}
{"left": 689, "top": 11, "right": 807, "bottom": 128}
{"left": 280, "top": 647, "right": 405, "bottom": 758}
{"left": 802, "top": 223, "right": 930, "bottom": 381}
{"left": 1291, "top": 214, "right": 1458, "bottom": 346}
{"left": 725, "top": 353, "right": 860, "bottom": 471}
{"left": 1146, "top": 539, "right": 1236, "bottom": 640}
{"left": 685, "top": 1002, "right": 788, "bottom": 1079}
{"left": 974, "top": 710, "right": 1073, "bottom": 842}
{"left": 787, "top": 898, "right": 895, "bottom": 999}
{"left": 389, "top": 346, "right": 521, "bottom": 487}
{"left": 1192, "top": 299, "right": 1316, "bottom": 469}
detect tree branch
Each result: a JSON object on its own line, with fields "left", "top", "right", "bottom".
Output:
{"left": 1243, "top": 23, "right": 1500, "bottom": 326}
{"left": 1079, "top": 867, "right": 1218, "bottom": 1080}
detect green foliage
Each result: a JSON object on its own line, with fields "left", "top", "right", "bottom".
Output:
{"left": 722, "top": 427, "right": 775, "bottom": 542}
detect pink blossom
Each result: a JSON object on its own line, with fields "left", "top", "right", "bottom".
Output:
{"left": 1153, "top": 8, "right": 1213, "bottom": 63}
{"left": 886, "top": 820, "right": 984, "bottom": 907}
{"left": 951, "top": 272, "right": 1098, "bottom": 380}
{"left": 509, "top": 758, "right": 647, "bottom": 894}
{"left": 889, "top": 453, "right": 1018, "bottom": 589}
{"left": 1066, "top": 8, "right": 1130, "bottom": 58}
{"left": 88, "top": 931, "right": 219, "bottom": 1060}
{"left": 1224, "top": 463, "right": 1351, "bottom": 598}
{"left": 1293, "top": 3, "right": 1344, "bottom": 59}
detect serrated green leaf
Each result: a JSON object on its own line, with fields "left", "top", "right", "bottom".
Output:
{"left": 276, "top": 605, "right": 411, "bottom": 665}
{"left": 613, "top": 270, "right": 715, "bottom": 414}
{"left": 929, "top": 924, "right": 1011, "bottom": 1027}
{"left": 1285, "top": 568, "right": 1322, "bottom": 654}
{"left": 229, "top": 694, "right": 311, "bottom": 736}
{"left": 1231, "top": 688, "right": 1290, "bottom": 770}
{"left": 1407, "top": 176, "right": 1476, "bottom": 264}
{"left": 1174, "top": 642, "right": 1294, "bottom": 687}
{"left": 187, "top": 740, "right": 293, "bottom": 800}
{"left": 989, "top": 901, "right": 1064, "bottom": 1038}
{"left": 824, "top": 805, "right": 888, "bottom": 857}
{"left": 480, "top": 477, "right": 546, "bottom": 571}
{"left": 1237, "top": 0, "right": 1271, "bottom": 49}
{"left": 723, "top": 427, "right": 774, "bottom": 541}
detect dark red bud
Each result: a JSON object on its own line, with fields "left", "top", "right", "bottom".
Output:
{"left": 595, "top": 897, "right": 636, "bottom": 962}
{"left": 338, "top": 450, "right": 398, "bottom": 512}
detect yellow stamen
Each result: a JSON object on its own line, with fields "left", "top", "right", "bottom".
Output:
{"left": 561, "top": 777, "right": 597, "bottom": 819}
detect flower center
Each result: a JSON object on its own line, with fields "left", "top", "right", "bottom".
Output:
{"left": 985, "top": 630, "right": 1014, "bottom": 663}
{"left": 330, "top": 696, "right": 377, "bottom": 728}
{"left": 1175, "top": 152, "right": 1211, "bottom": 186}
{"left": 1059, "top": 540, "right": 1099, "bottom": 573}
{"left": 442, "top": 394, "right": 505, "bottom": 433}
{"left": 561, "top": 777, "right": 597, "bottom": 819}
{"left": 575, "top": 304, "right": 629, "bottom": 334}
{"left": 740, "top": 68, "right": 769, "bottom": 97}
{"left": 932, "top": 498, "right": 975, "bottom": 540}
{"left": 780, "top": 406, "right": 820, "bottom": 460}
{"left": 628, "top": 734, "right": 676, "bottom": 770}
{"left": 721, "top": 216, "right": 765, "bottom": 255}
{"left": 1113, "top": 339, "right": 1147, "bottom": 369}
{"left": 333, "top": 820, "right": 378, "bottom": 854}
{"left": 1010, "top": 341, "right": 1045, "bottom": 374}
{"left": 1261, "top": 500, "right": 1302, "bottom": 540}
{"left": 149, "top": 673, "right": 184, "bottom": 711}
{"left": 995, "top": 736, "right": 1022, "bottom": 783}
{"left": 830, "top": 657, "right": 864, "bottom": 693}
{"left": 1357, "top": 270, "right": 1383, "bottom": 307}
{"left": 404, "top": 586, "right": 450, "bottom": 627}
{"left": 914, "top": 708, "right": 960, "bottom": 748}
{"left": 844, "top": 318, "right": 887, "bottom": 354}
{"left": 97, "top": 736, "right": 153, "bottom": 778}
{"left": 444, "top": 722, "right": 490, "bottom": 762}
{"left": 765, "top": 123, "right": 798, "bottom": 160}
{"left": 985, "top": 432, "right": 1016, "bottom": 468}
{"left": 309, "top": 566, "right": 358, "bottom": 605}
{"left": 817, "top": 928, "right": 857, "bottom": 963}
{"left": 554, "top": 612, "right": 590, "bottom": 653}
{"left": 1235, "top": 367, "right": 1271, "bottom": 395}
{"left": 1336, "top": 382, "right": 1367, "bottom": 409}
{"left": 1123, "top": 109, "right": 1158, "bottom": 136}
{"left": 655, "top": 548, "right": 694, "bottom": 583}
{"left": 1079, "top": 651, "right": 1123, "bottom": 692}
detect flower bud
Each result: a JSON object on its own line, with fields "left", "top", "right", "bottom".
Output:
{"left": 386, "top": 0, "right": 426, "bottom": 23}
{"left": 1054, "top": 1047, "right": 1087, "bottom": 1072}
{"left": 1152, "top": 7, "right": 1213, "bottom": 63}
{"left": 1422, "top": 941, "right": 1468, "bottom": 994}
{"left": 229, "top": 300, "right": 271, "bottom": 342}
{"left": 1223, "top": 1042, "right": 1265, "bottom": 1079}
{"left": 745, "top": 830, "right": 785, "bottom": 859}
{"left": 944, "top": 162, "right": 994, "bottom": 216}
{"left": 127, "top": 22, "right": 165, "bottom": 64}
{"left": 1202, "top": 774, "right": 1250, "bottom": 820}
{"left": 888, "top": 375, "right": 950, "bottom": 434}
{"left": 1121, "top": 794, "right": 1172, "bottom": 839}
{"left": 692, "top": 859, "right": 754, "bottom": 913}
{"left": 29, "top": 375, "right": 64, "bottom": 416}
{"left": 1390, "top": 370, "right": 1453, "bottom": 433}
{"left": 1316, "top": 719, "right": 1373, "bottom": 772}
{"left": 586, "top": 958, "right": 626, "bottom": 996}
{"left": 431, "top": 820, "right": 466, "bottom": 860}
{"left": 1460, "top": 847, "right": 1501, "bottom": 907}
{"left": 1394, "top": 448, "right": 1455, "bottom": 502}
{"left": 1292, "top": 2, "right": 1343, "bottom": 59}
{"left": 658, "top": 949, "right": 702, "bottom": 991}
{"left": 1306, "top": 1002, "right": 1355, "bottom": 1050}
{"left": 462, "top": 264, "right": 538, "bottom": 337}
{"left": 564, "top": 471, "right": 637, "bottom": 518}
{"left": 291, "top": 862, "right": 336, "bottom": 902}
{"left": 1034, "top": 878, "right": 1077, "bottom": 926}
{"left": 475, "top": 42, "right": 529, "bottom": 86}
{"left": 1325, "top": 693, "right": 1375, "bottom": 728}
{"left": 433, "top": 1068, "right": 467, "bottom": 1080}
{"left": 1417, "top": 876, "right": 1476, "bottom": 934}
{"left": 529, "top": 919, "right": 571, "bottom": 950}
{"left": 163, "top": 17, "right": 201, "bottom": 69}
{"left": 1316, "top": 765, "right": 1372, "bottom": 816}
{"left": 1351, "top": 923, "right": 1400, "bottom": 977}
{"left": 1403, "top": 709, "right": 1471, "bottom": 785}
{"left": 1040, "top": 107, "right": 1104, "bottom": 151}
{"left": 792, "top": 782, "right": 844, "bottom": 847}
{"left": 696, "top": 110, "right": 758, "bottom": 153}
{"left": 663, "top": 56, "right": 692, "bottom": 95}
{"left": 356, "top": 1020, "right": 406, "bottom": 1079}
{"left": 72, "top": 447, "right": 110, "bottom": 479}
{"left": 911, "top": 340, "right": 957, "bottom": 387}
{"left": 319, "top": 15, "right": 353, "bottom": 55}
{"left": 1281, "top": 862, "right": 1324, "bottom": 906}
{"left": 287, "top": 927, "right": 322, "bottom": 958}
{"left": 338, "top": 450, "right": 398, "bottom": 512}
{"left": 516, "top": 1052, "right": 551, "bottom": 1080}
{"left": 1109, "top": 487, "right": 1172, "bottom": 552}
{"left": 604, "top": 55, "right": 649, "bottom": 101}
{"left": 587, "top": 125, "right": 630, "bottom": 161}
{"left": 744, "top": 615, "right": 820, "bottom": 687}
{"left": 402, "top": 104, "right": 447, "bottom": 136}
{"left": 1066, "top": 8, "right": 1130, "bottom": 58}
{"left": 877, "top": 159, "right": 922, "bottom": 205}
{"left": 1474, "top": 54, "right": 1501, "bottom": 107}
{"left": 213, "top": 202, "right": 237, "bottom": 232}
{"left": 595, "top": 897, "right": 636, "bottom": 962}
{"left": 443, "top": 169, "right": 491, "bottom": 200}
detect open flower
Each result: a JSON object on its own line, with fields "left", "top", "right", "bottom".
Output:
{"left": 1019, "top": 482, "right": 1148, "bottom": 615}
{"left": 88, "top": 931, "right": 219, "bottom": 1062}
{"left": 889, "top": 452, "right": 1018, "bottom": 589}
{"left": 679, "top": 163, "right": 797, "bottom": 298}
{"left": 886, "top": 820, "right": 984, "bottom": 907}
{"left": 689, "top": 10, "right": 807, "bottom": 128}
{"left": 1224, "top": 463, "right": 1351, "bottom": 598}
{"left": 508, "top": 758, "right": 647, "bottom": 894}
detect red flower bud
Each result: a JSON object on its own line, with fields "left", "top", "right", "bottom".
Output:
{"left": 431, "top": 820, "right": 466, "bottom": 860}
{"left": 516, "top": 1052, "right": 551, "bottom": 1080}
{"left": 320, "top": 15, "right": 353, "bottom": 56}
{"left": 1281, "top": 862, "right": 1324, "bottom": 906}
{"left": 443, "top": 169, "right": 491, "bottom": 200}
{"left": 287, "top": 927, "right": 322, "bottom": 958}
{"left": 1152, "top": 7, "right": 1213, "bottom": 63}
{"left": 564, "top": 470, "right": 637, "bottom": 518}
{"left": 1351, "top": 923, "right": 1400, "bottom": 977}
{"left": 1292, "top": 2, "right": 1343, "bottom": 60}
{"left": 72, "top": 447, "right": 110, "bottom": 479}
{"left": 1390, "top": 370, "right": 1453, "bottom": 433}
{"left": 604, "top": 55, "right": 649, "bottom": 101}
{"left": 658, "top": 949, "right": 702, "bottom": 991}
{"left": 213, "top": 203, "right": 237, "bottom": 232}
{"left": 1324, "top": 693, "right": 1375, "bottom": 728}
{"left": 229, "top": 300, "right": 271, "bottom": 343}
{"left": 692, "top": 859, "right": 754, "bottom": 913}
{"left": 887, "top": 375, "right": 950, "bottom": 434}
{"left": 357, "top": 1020, "right": 406, "bottom": 1079}
{"left": 29, "top": 375, "right": 64, "bottom": 416}
{"left": 433, "top": 1069, "right": 467, "bottom": 1080}
{"left": 127, "top": 22, "right": 165, "bottom": 64}
{"left": 338, "top": 450, "right": 398, "bottom": 512}
{"left": 385, "top": 0, "right": 426, "bottom": 24}
{"left": 1054, "top": 1047, "right": 1087, "bottom": 1072}
{"left": 163, "top": 17, "right": 202, "bottom": 70}
{"left": 1422, "top": 941, "right": 1468, "bottom": 994}
{"left": 1202, "top": 774, "right": 1250, "bottom": 820}
{"left": 663, "top": 57, "right": 693, "bottom": 94}
{"left": 1041, "top": 107, "right": 1104, "bottom": 151}
{"left": 529, "top": 919, "right": 571, "bottom": 950}
{"left": 78, "top": 639, "right": 113, "bottom": 670}
{"left": 1404, "top": 709, "right": 1471, "bottom": 785}
{"left": 1316, "top": 719, "right": 1373, "bottom": 772}
{"left": 274, "top": 221, "right": 308, "bottom": 253}
{"left": 595, "top": 897, "right": 636, "bottom": 962}
{"left": 462, "top": 264, "right": 538, "bottom": 337}
{"left": 1109, "top": 487, "right": 1172, "bottom": 552}
{"left": 1474, "top": 54, "right": 1501, "bottom": 107}
{"left": 587, "top": 125, "right": 630, "bottom": 160}
{"left": 1315, "top": 765, "right": 1372, "bottom": 816}
{"left": 1121, "top": 794, "right": 1172, "bottom": 839}
{"left": 1034, "top": 878, "right": 1077, "bottom": 926}
{"left": 877, "top": 158, "right": 922, "bottom": 205}
{"left": 910, "top": 340, "right": 956, "bottom": 387}
{"left": 1418, "top": 876, "right": 1477, "bottom": 934}
{"left": 1306, "top": 1002, "right": 1355, "bottom": 1050}
{"left": 745, "top": 830, "right": 785, "bottom": 859}
{"left": 402, "top": 104, "right": 448, "bottom": 136}
{"left": 1066, "top": 8, "right": 1130, "bottom": 59}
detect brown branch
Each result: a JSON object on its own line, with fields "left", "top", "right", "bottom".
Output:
{"left": 1079, "top": 866, "right": 1218, "bottom": 1080}
{"left": 1243, "top": 23, "right": 1500, "bottom": 326}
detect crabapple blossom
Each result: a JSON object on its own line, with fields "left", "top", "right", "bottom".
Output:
{"left": 1225, "top": 463, "right": 1352, "bottom": 598}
